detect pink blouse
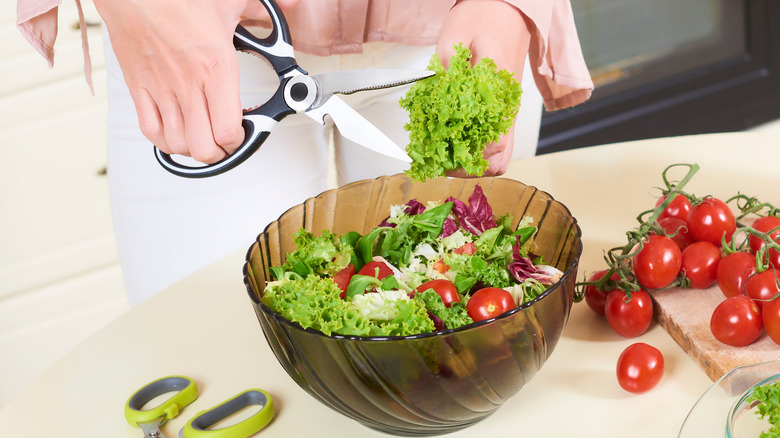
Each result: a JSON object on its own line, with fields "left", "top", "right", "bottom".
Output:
{"left": 17, "top": 0, "right": 593, "bottom": 110}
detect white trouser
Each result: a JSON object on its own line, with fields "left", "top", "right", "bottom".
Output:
{"left": 103, "top": 33, "right": 543, "bottom": 306}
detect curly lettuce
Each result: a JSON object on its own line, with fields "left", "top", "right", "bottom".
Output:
{"left": 400, "top": 43, "right": 522, "bottom": 182}
{"left": 262, "top": 276, "right": 435, "bottom": 337}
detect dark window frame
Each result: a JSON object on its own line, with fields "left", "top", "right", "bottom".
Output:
{"left": 538, "top": 0, "right": 780, "bottom": 154}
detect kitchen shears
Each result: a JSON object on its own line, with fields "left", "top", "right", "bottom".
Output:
{"left": 155, "top": 0, "right": 434, "bottom": 178}
{"left": 125, "top": 375, "right": 274, "bottom": 438}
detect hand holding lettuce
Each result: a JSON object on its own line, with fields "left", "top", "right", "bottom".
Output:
{"left": 400, "top": 44, "right": 522, "bottom": 182}
{"left": 261, "top": 185, "right": 563, "bottom": 337}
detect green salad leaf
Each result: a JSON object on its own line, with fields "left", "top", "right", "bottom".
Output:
{"left": 417, "top": 289, "right": 473, "bottom": 330}
{"left": 262, "top": 275, "right": 370, "bottom": 336}
{"left": 748, "top": 381, "right": 780, "bottom": 438}
{"left": 400, "top": 43, "right": 522, "bottom": 182}
{"left": 277, "top": 229, "right": 356, "bottom": 279}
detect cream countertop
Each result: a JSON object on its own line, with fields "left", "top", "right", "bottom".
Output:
{"left": 1, "top": 132, "right": 778, "bottom": 437}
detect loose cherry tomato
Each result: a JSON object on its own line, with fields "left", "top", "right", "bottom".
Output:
{"left": 687, "top": 197, "right": 736, "bottom": 246}
{"left": 467, "top": 287, "right": 515, "bottom": 322}
{"left": 584, "top": 270, "right": 619, "bottom": 316}
{"left": 604, "top": 289, "right": 654, "bottom": 338}
{"left": 679, "top": 241, "right": 721, "bottom": 289}
{"left": 655, "top": 217, "right": 696, "bottom": 251}
{"left": 749, "top": 216, "right": 780, "bottom": 268}
{"left": 710, "top": 295, "right": 763, "bottom": 347}
{"left": 616, "top": 343, "right": 665, "bottom": 394}
{"left": 333, "top": 264, "right": 355, "bottom": 299}
{"left": 656, "top": 194, "right": 692, "bottom": 222}
{"left": 633, "top": 235, "right": 682, "bottom": 290}
{"left": 744, "top": 270, "right": 780, "bottom": 310}
{"left": 357, "top": 261, "right": 393, "bottom": 279}
{"left": 762, "top": 297, "right": 780, "bottom": 345}
{"left": 717, "top": 252, "right": 757, "bottom": 298}
{"left": 416, "top": 279, "right": 460, "bottom": 307}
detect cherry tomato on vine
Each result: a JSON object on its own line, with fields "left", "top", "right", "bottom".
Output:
{"left": 680, "top": 241, "right": 721, "bottom": 289}
{"left": 416, "top": 279, "right": 460, "bottom": 307}
{"left": 655, "top": 217, "right": 696, "bottom": 251}
{"left": 633, "top": 235, "right": 682, "bottom": 290}
{"left": 744, "top": 270, "right": 780, "bottom": 310}
{"left": 717, "top": 251, "right": 757, "bottom": 298}
{"left": 604, "top": 289, "right": 654, "bottom": 338}
{"left": 762, "top": 297, "right": 780, "bottom": 345}
{"left": 710, "top": 295, "right": 763, "bottom": 347}
{"left": 357, "top": 261, "right": 393, "bottom": 279}
{"left": 749, "top": 216, "right": 780, "bottom": 268}
{"left": 656, "top": 194, "right": 692, "bottom": 222}
{"left": 333, "top": 264, "right": 355, "bottom": 299}
{"left": 616, "top": 343, "right": 665, "bottom": 394}
{"left": 687, "top": 197, "right": 736, "bottom": 246}
{"left": 467, "top": 287, "right": 515, "bottom": 322}
{"left": 584, "top": 270, "right": 618, "bottom": 316}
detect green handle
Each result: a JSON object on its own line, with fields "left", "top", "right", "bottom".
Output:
{"left": 181, "top": 389, "right": 274, "bottom": 438}
{"left": 125, "top": 376, "right": 198, "bottom": 427}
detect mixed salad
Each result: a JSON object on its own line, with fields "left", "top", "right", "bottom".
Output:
{"left": 262, "top": 185, "right": 563, "bottom": 337}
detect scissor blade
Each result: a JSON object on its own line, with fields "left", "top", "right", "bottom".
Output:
{"left": 305, "top": 96, "right": 412, "bottom": 163}
{"left": 310, "top": 69, "right": 434, "bottom": 106}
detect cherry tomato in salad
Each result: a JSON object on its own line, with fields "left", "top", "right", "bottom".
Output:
{"left": 686, "top": 197, "right": 736, "bottom": 246}
{"left": 357, "top": 261, "right": 393, "bottom": 280}
{"left": 416, "top": 279, "right": 460, "bottom": 307}
{"left": 604, "top": 289, "right": 653, "bottom": 338}
{"left": 656, "top": 194, "right": 692, "bottom": 222}
{"left": 762, "top": 297, "right": 780, "bottom": 346}
{"left": 679, "top": 241, "right": 721, "bottom": 289}
{"left": 467, "top": 287, "right": 515, "bottom": 322}
{"left": 744, "top": 270, "right": 780, "bottom": 310}
{"left": 633, "top": 235, "right": 682, "bottom": 290}
{"left": 748, "top": 216, "right": 780, "bottom": 268}
{"left": 616, "top": 343, "right": 665, "bottom": 394}
{"left": 655, "top": 217, "right": 696, "bottom": 251}
{"left": 333, "top": 264, "right": 355, "bottom": 299}
{"left": 584, "top": 269, "right": 619, "bottom": 316}
{"left": 717, "top": 251, "right": 757, "bottom": 298}
{"left": 710, "top": 295, "right": 762, "bottom": 347}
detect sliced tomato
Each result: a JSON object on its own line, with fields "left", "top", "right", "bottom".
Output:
{"left": 432, "top": 260, "right": 450, "bottom": 274}
{"left": 453, "top": 242, "right": 476, "bottom": 255}
{"left": 333, "top": 264, "right": 355, "bottom": 299}
{"left": 357, "top": 261, "right": 393, "bottom": 279}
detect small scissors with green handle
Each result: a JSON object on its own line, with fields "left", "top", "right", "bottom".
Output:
{"left": 125, "top": 376, "right": 274, "bottom": 438}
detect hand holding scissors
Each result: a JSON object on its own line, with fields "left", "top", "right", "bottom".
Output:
{"left": 155, "top": 0, "right": 433, "bottom": 178}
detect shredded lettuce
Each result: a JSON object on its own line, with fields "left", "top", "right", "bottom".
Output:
{"left": 417, "top": 290, "right": 473, "bottom": 330}
{"left": 400, "top": 43, "right": 522, "bottom": 182}
{"left": 276, "top": 229, "right": 357, "bottom": 279}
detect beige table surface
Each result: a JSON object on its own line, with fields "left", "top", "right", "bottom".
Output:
{"left": 2, "top": 132, "right": 778, "bottom": 437}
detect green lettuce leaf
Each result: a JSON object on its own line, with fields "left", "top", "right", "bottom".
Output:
{"left": 400, "top": 43, "right": 522, "bottom": 182}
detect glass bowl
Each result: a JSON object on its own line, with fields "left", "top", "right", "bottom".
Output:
{"left": 679, "top": 360, "right": 780, "bottom": 438}
{"left": 243, "top": 174, "right": 582, "bottom": 436}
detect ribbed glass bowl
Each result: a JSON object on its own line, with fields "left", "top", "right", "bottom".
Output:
{"left": 243, "top": 174, "right": 582, "bottom": 436}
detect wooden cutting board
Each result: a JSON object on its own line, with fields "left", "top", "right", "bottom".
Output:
{"left": 650, "top": 285, "right": 780, "bottom": 381}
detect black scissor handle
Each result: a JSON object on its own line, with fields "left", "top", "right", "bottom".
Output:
{"left": 155, "top": 0, "right": 309, "bottom": 178}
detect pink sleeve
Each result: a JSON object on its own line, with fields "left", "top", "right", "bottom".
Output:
{"left": 505, "top": 0, "right": 594, "bottom": 111}
{"left": 17, "top": 0, "right": 93, "bottom": 92}
{"left": 17, "top": 0, "right": 61, "bottom": 66}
